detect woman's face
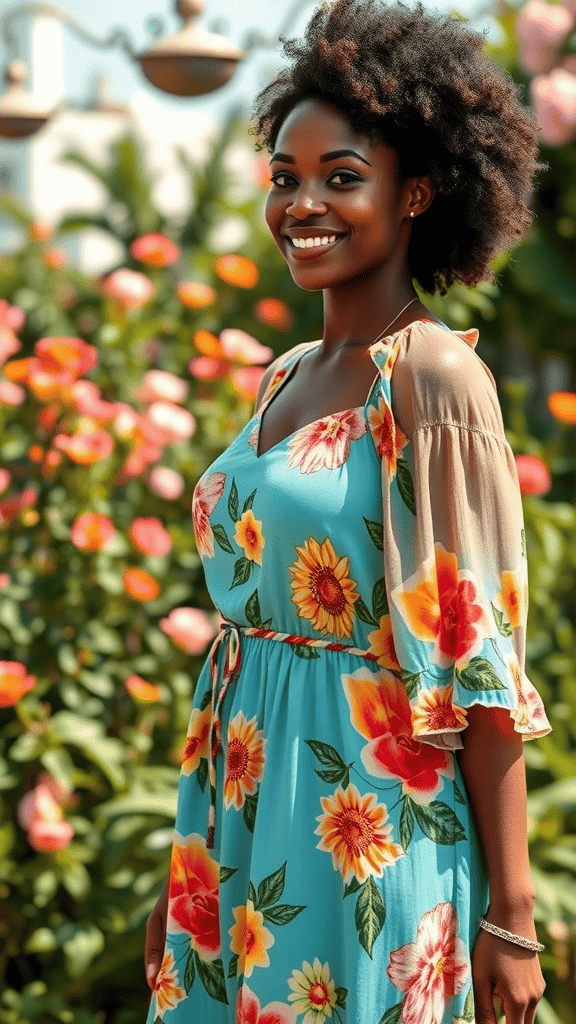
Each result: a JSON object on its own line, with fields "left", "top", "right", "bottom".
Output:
{"left": 264, "top": 98, "right": 426, "bottom": 292}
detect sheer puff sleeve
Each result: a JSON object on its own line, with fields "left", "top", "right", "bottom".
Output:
{"left": 368, "top": 320, "right": 552, "bottom": 752}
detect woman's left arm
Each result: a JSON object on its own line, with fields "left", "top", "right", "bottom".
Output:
{"left": 457, "top": 703, "right": 546, "bottom": 1024}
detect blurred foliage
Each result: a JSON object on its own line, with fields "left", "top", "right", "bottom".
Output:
{"left": 0, "top": 5, "right": 574, "bottom": 1018}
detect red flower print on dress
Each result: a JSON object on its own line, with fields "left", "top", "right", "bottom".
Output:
{"left": 386, "top": 902, "right": 470, "bottom": 1024}
{"left": 181, "top": 704, "right": 211, "bottom": 776}
{"left": 393, "top": 541, "right": 494, "bottom": 672}
{"left": 192, "top": 471, "right": 226, "bottom": 558}
{"left": 341, "top": 667, "right": 455, "bottom": 803}
{"left": 262, "top": 367, "right": 288, "bottom": 404}
{"left": 247, "top": 421, "right": 260, "bottom": 452}
{"left": 236, "top": 982, "right": 297, "bottom": 1024}
{"left": 223, "top": 710, "right": 266, "bottom": 810}
{"left": 286, "top": 408, "right": 367, "bottom": 473}
{"left": 167, "top": 832, "right": 221, "bottom": 960}
{"left": 367, "top": 394, "right": 409, "bottom": 479}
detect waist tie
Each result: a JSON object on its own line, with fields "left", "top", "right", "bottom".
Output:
{"left": 204, "top": 620, "right": 380, "bottom": 849}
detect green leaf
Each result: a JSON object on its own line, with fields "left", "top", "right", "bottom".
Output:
{"left": 194, "top": 953, "right": 228, "bottom": 1003}
{"left": 230, "top": 557, "right": 253, "bottom": 589}
{"left": 354, "top": 595, "right": 378, "bottom": 627}
{"left": 292, "top": 643, "right": 321, "bottom": 659}
{"left": 316, "top": 767, "right": 350, "bottom": 786}
{"left": 462, "top": 985, "right": 476, "bottom": 1022}
{"left": 228, "top": 478, "right": 239, "bottom": 522}
{"left": 199, "top": 689, "right": 212, "bottom": 711}
{"left": 401, "top": 670, "right": 420, "bottom": 700}
{"left": 364, "top": 517, "right": 383, "bottom": 551}
{"left": 220, "top": 866, "right": 238, "bottom": 883}
{"left": 378, "top": 1003, "right": 403, "bottom": 1024}
{"left": 355, "top": 876, "right": 386, "bottom": 957}
{"left": 453, "top": 779, "right": 467, "bottom": 806}
{"left": 399, "top": 799, "right": 415, "bottom": 853}
{"left": 212, "top": 523, "right": 235, "bottom": 554}
{"left": 456, "top": 658, "right": 507, "bottom": 692}
{"left": 248, "top": 881, "right": 257, "bottom": 905}
{"left": 40, "top": 748, "right": 74, "bottom": 794}
{"left": 62, "top": 863, "right": 91, "bottom": 900}
{"left": 184, "top": 946, "right": 195, "bottom": 993}
{"left": 372, "top": 578, "right": 388, "bottom": 621}
{"left": 243, "top": 792, "right": 258, "bottom": 833}
{"left": 262, "top": 903, "right": 305, "bottom": 925}
{"left": 343, "top": 877, "right": 362, "bottom": 898}
{"left": 228, "top": 953, "right": 239, "bottom": 978}
{"left": 256, "top": 862, "right": 286, "bottom": 909}
{"left": 411, "top": 800, "right": 467, "bottom": 845}
{"left": 335, "top": 986, "right": 348, "bottom": 1008}
{"left": 243, "top": 488, "right": 257, "bottom": 513}
{"left": 197, "top": 758, "right": 208, "bottom": 793}
{"left": 396, "top": 459, "right": 416, "bottom": 515}
{"left": 491, "top": 603, "right": 513, "bottom": 637}
{"left": 305, "top": 739, "right": 348, "bottom": 774}
{"left": 245, "top": 589, "right": 262, "bottom": 628}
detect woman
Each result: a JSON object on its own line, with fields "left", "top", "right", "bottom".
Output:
{"left": 144, "top": 1, "right": 553, "bottom": 1021}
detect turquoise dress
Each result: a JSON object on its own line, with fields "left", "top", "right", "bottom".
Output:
{"left": 146, "top": 319, "right": 552, "bottom": 1024}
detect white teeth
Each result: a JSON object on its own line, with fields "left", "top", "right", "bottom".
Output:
{"left": 292, "top": 235, "right": 338, "bottom": 249}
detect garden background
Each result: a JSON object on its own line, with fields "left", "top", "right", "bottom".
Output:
{"left": 1, "top": 0, "right": 576, "bottom": 1021}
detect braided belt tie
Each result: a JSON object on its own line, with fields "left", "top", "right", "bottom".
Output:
{"left": 204, "top": 620, "right": 380, "bottom": 849}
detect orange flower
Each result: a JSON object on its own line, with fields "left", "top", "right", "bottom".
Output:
{"left": 189, "top": 356, "right": 230, "bottom": 381}
{"left": 130, "top": 233, "right": 180, "bottom": 267}
{"left": 28, "top": 221, "right": 52, "bottom": 242}
{"left": 223, "top": 711, "right": 266, "bottom": 810}
{"left": 168, "top": 832, "right": 221, "bottom": 959}
{"left": 0, "top": 662, "right": 36, "bottom": 707}
{"left": 193, "top": 329, "right": 226, "bottom": 359}
{"left": 129, "top": 517, "right": 172, "bottom": 556}
{"left": 71, "top": 512, "right": 116, "bottom": 551}
{"left": 177, "top": 281, "right": 216, "bottom": 308}
{"left": 254, "top": 297, "right": 294, "bottom": 331}
{"left": 43, "top": 248, "right": 67, "bottom": 270}
{"left": 125, "top": 675, "right": 161, "bottom": 702}
{"left": 497, "top": 566, "right": 527, "bottom": 630}
{"left": 181, "top": 704, "right": 211, "bottom": 775}
{"left": 366, "top": 615, "right": 401, "bottom": 671}
{"left": 215, "top": 254, "right": 259, "bottom": 289}
{"left": 123, "top": 568, "right": 160, "bottom": 601}
{"left": 53, "top": 429, "right": 114, "bottom": 465}
{"left": 548, "top": 391, "right": 576, "bottom": 424}
{"left": 231, "top": 366, "right": 266, "bottom": 401}
{"left": 367, "top": 394, "right": 409, "bottom": 478}
{"left": 515, "top": 453, "right": 551, "bottom": 496}
{"left": 288, "top": 536, "right": 359, "bottom": 639}
{"left": 228, "top": 900, "right": 274, "bottom": 977}
{"left": 410, "top": 684, "right": 468, "bottom": 745}
{"left": 27, "top": 445, "right": 44, "bottom": 463}
{"left": 152, "top": 950, "right": 186, "bottom": 1015}
{"left": 393, "top": 541, "right": 494, "bottom": 671}
{"left": 315, "top": 783, "right": 405, "bottom": 884}
{"left": 35, "top": 336, "right": 97, "bottom": 380}
{"left": 234, "top": 509, "right": 265, "bottom": 565}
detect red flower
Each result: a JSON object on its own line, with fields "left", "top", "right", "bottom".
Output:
{"left": 168, "top": 832, "right": 221, "bottom": 960}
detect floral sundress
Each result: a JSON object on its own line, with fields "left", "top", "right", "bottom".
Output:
{"left": 146, "top": 317, "right": 552, "bottom": 1024}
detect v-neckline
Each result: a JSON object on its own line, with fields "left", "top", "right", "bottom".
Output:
{"left": 253, "top": 319, "right": 442, "bottom": 460}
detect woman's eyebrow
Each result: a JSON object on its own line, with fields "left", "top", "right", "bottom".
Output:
{"left": 269, "top": 148, "right": 372, "bottom": 166}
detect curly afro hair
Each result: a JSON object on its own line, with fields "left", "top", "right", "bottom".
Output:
{"left": 248, "top": 0, "right": 548, "bottom": 296}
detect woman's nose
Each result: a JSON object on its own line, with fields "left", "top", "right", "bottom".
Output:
{"left": 286, "top": 186, "right": 328, "bottom": 217}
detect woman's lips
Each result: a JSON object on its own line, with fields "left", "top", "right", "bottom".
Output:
{"left": 285, "top": 235, "right": 345, "bottom": 260}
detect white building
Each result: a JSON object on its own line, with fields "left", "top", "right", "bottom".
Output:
{"left": 0, "top": 14, "right": 260, "bottom": 274}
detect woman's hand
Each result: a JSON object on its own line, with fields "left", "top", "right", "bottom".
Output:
{"left": 145, "top": 876, "right": 169, "bottom": 990}
{"left": 471, "top": 925, "right": 546, "bottom": 1024}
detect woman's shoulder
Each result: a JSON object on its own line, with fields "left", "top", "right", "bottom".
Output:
{"left": 254, "top": 339, "right": 320, "bottom": 410}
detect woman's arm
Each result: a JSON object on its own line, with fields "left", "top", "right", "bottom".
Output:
{"left": 456, "top": 702, "right": 538, "bottom": 935}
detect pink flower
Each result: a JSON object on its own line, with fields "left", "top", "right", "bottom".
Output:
{"left": 0, "top": 469, "right": 12, "bottom": 494}
{"left": 17, "top": 782, "right": 74, "bottom": 853}
{"left": 70, "top": 380, "right": 119, "bottom": 421}
{"left": 287, "top": 408, "right": 367, "bottom": 473}
{"left": 101, "top": 268, "right": 154, "bottom": 309}
{"left": 236, "top": 984, "right": 297, "bottom": 1024}
{"left": 159, "top": 606, "right": 217, "bottom": 654}
{"left": 0, "top": 327, "right": 22, "bottom": 364}
{"left": 515, "top": 453, "right": 552, "bottom": 495}
{"left": 137, "top": 370, "right": 189, "bottom": 405}
{"left": 231, "top": 366, "right": 266, "bottom": 401}
{"left": 130, "top": 233, "right": 180, "bottom": 267}
{"left": 517, "top": 0, "right": 574, "bottom": 76}
{"left": 145, "top": 402, "right": 196, "bottom": 443}
{"left": 35, "top": 336, "right": 98, "bottom": 382}
{"left": 147, "top": 466, "right": 185, "bottom": 499}
{"left": 188, "top": 356, "right": 230, "bottom": 381}
{"left": 192, "top": 472, "right": 226, "bottom": 558}
{"left": 386, "top": 902, "right": 469, "bottom": 1024}
{"left": 0, "top": 661, "right": 36, "bottom": 706}
{"left": 113, "top": 404, "right": 140, "bottom": 437}
{"left": 129, "top": 517, "right": 172, "bottom": 556}
{"left": 0, "top": 487, "right": 38, "bottom": 526}
{"left": 219, "top": 329, "right": 273, "bottom": 365}
{"left": 530, "top": 67, "right": 576, "bottom": 146}
{"left": 53, "top": 429, "right": 114, "bottom": 465}
{"left": 0, "top": 380, "right": 25, "bottom": 405}
{"left": 71, "top": 512, "right": 116, "bottom": 550}
{"left": 0, "top": 299, "right": 26, "bottom": 333}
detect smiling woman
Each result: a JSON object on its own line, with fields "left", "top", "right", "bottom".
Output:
{"left": 143, "top": 3, "right": 552, "bottom": 1023}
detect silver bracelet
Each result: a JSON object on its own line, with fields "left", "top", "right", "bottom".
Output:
{"left": 477, "top": 916, "right": 545, "bottom": 952}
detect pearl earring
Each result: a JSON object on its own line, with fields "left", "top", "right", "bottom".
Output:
{"left": 410, "top": 212, "right": 414, "bottom": 217}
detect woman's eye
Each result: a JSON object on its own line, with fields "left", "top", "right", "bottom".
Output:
{"left": 270, "top": 171, "right": 359, "bottom": 187}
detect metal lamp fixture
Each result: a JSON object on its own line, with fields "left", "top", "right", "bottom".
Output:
{"left": 0, "top": 0, "right": 316, "bottom": 139}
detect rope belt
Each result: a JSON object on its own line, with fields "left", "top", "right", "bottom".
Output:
{"left": 205, "top": 620, "right": 380, "bottom": 849}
